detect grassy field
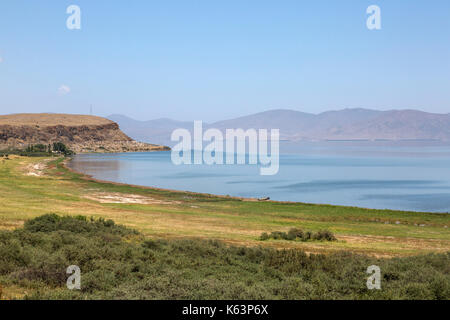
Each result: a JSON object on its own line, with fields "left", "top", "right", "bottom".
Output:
{"left": 0, "top": 155, "right": 449, "bottom": 259}
{"left": 0, "top": 214, "right": 448, "bottom": 300}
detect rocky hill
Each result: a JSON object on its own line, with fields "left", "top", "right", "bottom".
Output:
{"left": 0, "top": 113, "right": 170, "bottom": 153}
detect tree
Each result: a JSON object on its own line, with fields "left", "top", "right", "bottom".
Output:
{"left": 52, "top": 142, "right": 74, "bottom": 156}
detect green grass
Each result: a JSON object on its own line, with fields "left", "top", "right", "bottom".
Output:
{"left": 0, "top": 214, "right": 448, "bottom": 300}
{"left": 0, "top": 156, "right": 449, "bottom": 259}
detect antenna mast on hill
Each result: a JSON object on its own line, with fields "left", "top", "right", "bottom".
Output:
{"left": 90, "top": 105, "right": 93, "bottom": 115}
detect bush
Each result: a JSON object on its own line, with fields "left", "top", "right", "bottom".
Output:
{"left": 269, "top": 231, "right": 288, "bottom": 240}
{"left": 23, "top": 214, "right": 137, "bottom": 236}
{"left": 287, "top": 228, "right": 303, "bottom": 240}
{"left": 52, "top": 142, "right": 75, "bottom": 156}
{"left": 259, "top": 232, "right": 269, "bottom": 241}
{"left": 260, "top": 228, "right": 336, "bottom": 242}
{"left": 26, "top": 144, "right": 47, "bottom": 153}
{"left": 313, "top": 230, "right": 337, "bottom": 242}
{"left": 303, "top": 231, "right": 313, "bottom": 241}
{"left": 24, "top": 214, "right": 61, "bottom": 233}
{"left": 0, "top": 215, "right": 448, "bottom": 300}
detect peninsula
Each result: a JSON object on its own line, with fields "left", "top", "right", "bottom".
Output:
{"left": 0, "top": 113, "right": 170, "bottom": 153}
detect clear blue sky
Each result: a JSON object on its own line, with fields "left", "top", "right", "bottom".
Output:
{"left": 1, "top": 0, "right": 449, "bottom": 121}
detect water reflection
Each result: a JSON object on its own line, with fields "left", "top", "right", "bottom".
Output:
{"left": 68, "top": 158, "right": 126, "bottom": 182}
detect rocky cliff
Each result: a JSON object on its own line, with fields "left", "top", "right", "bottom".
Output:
{"left": 0, "top": 113, "right": 170, "bottom": 153}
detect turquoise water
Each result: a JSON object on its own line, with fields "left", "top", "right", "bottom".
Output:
{"left": 69, "top": 145, "right": 450, "bottom": 213}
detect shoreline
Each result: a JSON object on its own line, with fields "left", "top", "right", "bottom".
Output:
{"left": 63, "top": 157, "right": 266, "bottom": 203}
{"left": 1, "top": 154, "right": 448, "bottom": 258}
{"left": 62, "top": 156, "right": 448, "bottom": 216}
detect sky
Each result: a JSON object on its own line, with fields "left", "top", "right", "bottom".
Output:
{"left": 0, "top": 0, "right": 449, "bottom": 122}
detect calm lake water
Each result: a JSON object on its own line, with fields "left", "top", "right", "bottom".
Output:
{"left": 69, "top": 143, "right": 450, "bottom": 213}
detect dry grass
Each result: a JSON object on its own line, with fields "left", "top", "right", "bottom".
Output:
{"left": 0, "top": 113, "right": 113, "bottom": 127}
{"left": 0, "top": 156, "right": 449, "bottom": 257}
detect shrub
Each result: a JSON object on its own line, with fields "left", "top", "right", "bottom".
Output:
{"left": 303, "top": 231, "right": 313, "bottom": 241}
{"left": 269, "top": 231, "right": 288, "bottom": 240}
{"left": 26, "top": 144, "right": 47, "bottom": 153}
{"left": 52, "top": 142, "right": 75, "bottom": 156}
{"left": 142, "top": 240, "right": 161, "bottom": 250}
{"left": 23, "top": 214, "right": 137, "bottom": 236}
{"left": 313, "top": 230, "right": 337, "bottom": 242}
{"left": 259, "top": 232, "right": 270, "bottom": 241}
{"left": 24, "top": 214, "right": 61, "bottom": 233}
{"left": 288, "top": 228, "right": 303, "bottom": 240}
{"left": 0, "top": 215, "right": 448, "bottom": 300}
{"left": 260, "top": 228, "right": 336, "bottom": 242}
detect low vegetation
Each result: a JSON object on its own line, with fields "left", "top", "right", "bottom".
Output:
{"left": 0, "top": 215, "right": 448, "bottom": 300}
{"left": 260, "top": 228, "right": 337, "bottom": 242}
{"left": 51, "top": 142, "right": 74, "bottom": 156}
{"left": 0, "top": 142, "right": 74, "bottom": 157}
{"left": 0, "top": 157, "right": 449, "bottom": 299}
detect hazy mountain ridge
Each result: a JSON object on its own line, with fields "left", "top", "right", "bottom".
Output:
{"left": 108, "top": 108, "right": 450, "bottom": 146}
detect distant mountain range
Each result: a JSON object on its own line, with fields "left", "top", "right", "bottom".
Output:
{"left": 108, "top": 108, "right": 450, "bottom": 147}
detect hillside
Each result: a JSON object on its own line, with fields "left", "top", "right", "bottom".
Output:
{"left": 109, "top": 109, "right": 450, "bottom": 146}
{"left": 0, "top": 113, "right": 169, "bottom": 153}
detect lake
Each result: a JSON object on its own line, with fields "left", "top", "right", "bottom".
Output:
{"left": 68, "top": 143, "right": 450, "bottom": 213}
